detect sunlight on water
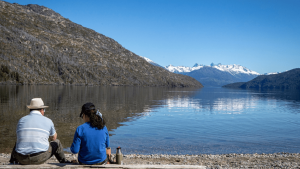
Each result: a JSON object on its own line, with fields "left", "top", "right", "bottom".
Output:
{"left": 109, "top": 87, "right": 300, "bottom": 155}
{"left": 1, "top": 86, "right": 300, "bottom": 155}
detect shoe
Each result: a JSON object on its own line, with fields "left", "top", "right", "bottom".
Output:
{"left": 71, "top": 160, "right": 79, "bottom": 164}
{"left": 8, "top": 161, "right": 19, "bottom": 165}
{"left": 60, "top": 159, "right": 72, "bottom": 163}
{"left": 64, "top": 160, "right": 72, "bottom": 163}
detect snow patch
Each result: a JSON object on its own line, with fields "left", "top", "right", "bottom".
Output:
{"left": 140, "top": 57, "right": 261, "bottom": 76}
{"left": 166, "top": 63, "right": 260, "bottom": 75}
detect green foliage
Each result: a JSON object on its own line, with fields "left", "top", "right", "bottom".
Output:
{"left": 10, "top": 71, "right": 20, "bottom": 82}
{"left": 0, "top": 65, "right": 10, "bottom": 74}
{"left": 0, "top": 65, "right": 21, "bottom": 82}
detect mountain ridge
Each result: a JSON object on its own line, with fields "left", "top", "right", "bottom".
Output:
{"left": 223, "top": 68, "right": 300, "bottom": 89}
{"left": 141, "top": 57, "right": 260, "bottom": 87}
{"left": 165, "top": 63, "right": 260, "bottom": 76}
{"left": 0, "top": 1, "right": 203, "bottom": 87}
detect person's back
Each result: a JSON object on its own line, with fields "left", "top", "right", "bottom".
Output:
{"left": 16, "top": 111, "right": 55, "bottom": 155}
{"left": 70, "top": 102, "right": 110, "bottom": 165}
{"left": 71, "top": 123, "right": 109, "bottom": 164}
{"left": 10, "top": 98, "right": 69, "bottom": 165}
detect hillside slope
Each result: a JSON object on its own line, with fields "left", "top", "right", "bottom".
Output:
{"left": 223, "top": 68, "right": 300, "bottom": 89}
{"left": 0, "top": 1, "right": 202, "bottom": 87}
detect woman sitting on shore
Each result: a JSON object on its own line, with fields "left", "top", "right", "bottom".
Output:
{"left": 70, "top": 102, "right": 110, "bottom": 165}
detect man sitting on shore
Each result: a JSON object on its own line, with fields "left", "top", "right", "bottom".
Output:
{"left": 9, "top": 98, "right": 69, "bottom": 165}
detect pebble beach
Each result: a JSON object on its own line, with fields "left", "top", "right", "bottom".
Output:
{"left": 1, "top": 152, "right": 300, "bottom": 168}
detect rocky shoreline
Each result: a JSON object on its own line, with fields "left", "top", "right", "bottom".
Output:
{"left": 1, "top": 153, "right": 300, "bottom": 168}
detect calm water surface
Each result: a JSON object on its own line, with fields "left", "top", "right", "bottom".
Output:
{"left": 0, "top": 85, "right": 300, "bottom": 155}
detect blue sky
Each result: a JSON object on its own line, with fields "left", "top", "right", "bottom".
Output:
{"left": 4, "top": 0, "right": 300, "bottom": 74}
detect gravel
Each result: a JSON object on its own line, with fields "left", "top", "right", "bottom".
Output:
{"left": 1, "top": 152, "right": 300, "bottom": 168}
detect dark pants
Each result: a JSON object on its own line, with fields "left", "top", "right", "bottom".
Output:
{"left": 79, "top": 158, "right": 107, "bottom": 165}
{"left": 10, "top": 139, "right": 66, "bottom": 165}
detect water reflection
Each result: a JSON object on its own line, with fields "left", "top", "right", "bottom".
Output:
{"left": 172, "top": 87, "right": 300, "bottom": 114}
{"left": 164, "top": 88, "right": 259, "bottom": 114}
{"left": 110, "top": 87, "right": 300, "bottom": 154}
{"left": 0, "top": 85, "right": 200, "bottom": 153}
{"left": 1, "top": 86, "right": 300, "bottom": 154}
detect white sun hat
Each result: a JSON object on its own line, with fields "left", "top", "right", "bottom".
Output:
{"left": 27, "top": 98, "right": 49, "bottom": 109}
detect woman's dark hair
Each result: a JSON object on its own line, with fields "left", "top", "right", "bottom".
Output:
{"left": 80, "top": 102, "right": 106, "bottom": 129}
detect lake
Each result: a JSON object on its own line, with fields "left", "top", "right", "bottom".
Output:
{"left": 0, "top": 85, "right": 300, "bottom": 155}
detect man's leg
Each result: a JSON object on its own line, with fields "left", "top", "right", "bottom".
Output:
{"left": 50, "top": 139, "right": 68, "bottom": 163}
{"left": 11, "top": 139, "right": 68, "bottom": 165}
{"left": 14, "top": 144, "right": 53, "bottom": 165}
{"left": 9, "top": 143, "right": 18, "bottom": 164}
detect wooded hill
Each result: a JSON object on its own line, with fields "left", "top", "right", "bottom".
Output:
{"left": 223, "top": 68, "right": 300, "bottom": 89}
{"left": 0, "top": 1, "right": 202, "bottom": 87}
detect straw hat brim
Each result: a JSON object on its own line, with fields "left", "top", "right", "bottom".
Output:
{"left": 27, "top": 105, "right": 49, "bottom": 109}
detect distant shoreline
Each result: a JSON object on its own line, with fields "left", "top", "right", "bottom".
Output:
{"left": 0, "top": 83, "right": 203, "bottom": 88}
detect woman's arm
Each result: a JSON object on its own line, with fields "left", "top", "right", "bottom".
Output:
{"left": 105, "top": 127, "right": 110, "bottom": 148}
{"left": 70, "top": 128, "right": 81, "bottom": 154}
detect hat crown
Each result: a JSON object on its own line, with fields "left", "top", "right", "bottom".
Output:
{"left": 30, "top": 98, "right": 44, "bottom": 106}
{"left": 27, "top": 98, "right": 48, "bottom": 109}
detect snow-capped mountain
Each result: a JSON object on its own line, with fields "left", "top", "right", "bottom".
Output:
{"left": 165, "top": 63, "right": 260, "bottom": 76}
{"left": 141, "top": 56, "right": 260, "bottom": 87}
{"left": 165, "top": 64, "right": 204, "bottom": 73}
{"left": 263, "top": 72, "right": 280, "bottom": 75}
{"left": 140, "top": 56, "right": 164, "bottom": 68}
{"left": 262, "top": 70, "right": 288, "bottom": 75}
{"left": 165, "top": 63, "right": 260, "bottom": 87}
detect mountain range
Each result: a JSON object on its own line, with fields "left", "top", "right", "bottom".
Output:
{"left": 223, "top": 68, "right": 300, "bottom": 89}
{"left": 142, "top": 57, "right": 260, "bottom": 87}
{"left": 0, "top": 1, "right": 202, "bottom": 87}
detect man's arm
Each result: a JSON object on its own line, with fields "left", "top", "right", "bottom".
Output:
{"left": 49, "top": 133, "right": 57, "bottom": 141}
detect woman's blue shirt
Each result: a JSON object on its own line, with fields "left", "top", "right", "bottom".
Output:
{"left": 70, "top": 122, "right": 110, "bottom": 164}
